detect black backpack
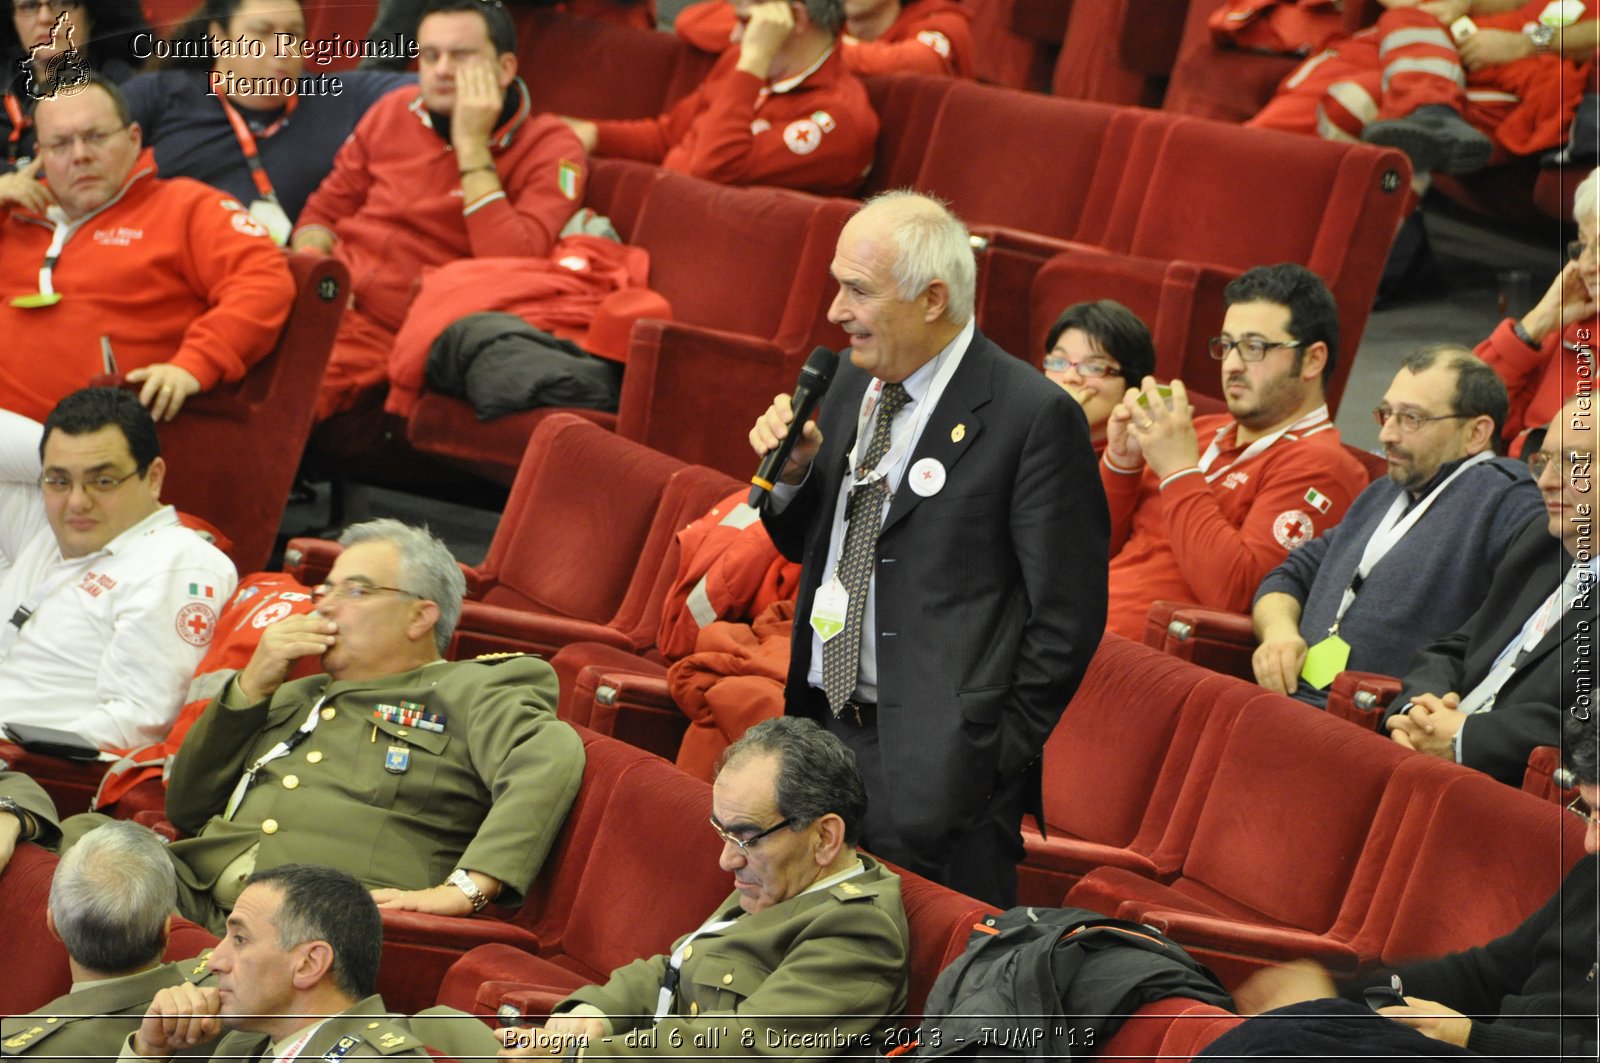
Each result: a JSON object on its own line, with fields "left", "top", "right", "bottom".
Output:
{"left": 905, "top": 906, "right": 1235, "bottom": 1060}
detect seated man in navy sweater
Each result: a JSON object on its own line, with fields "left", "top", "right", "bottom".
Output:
{"left": 1203, "top": 706, "right": 1599, "bottom": 1061}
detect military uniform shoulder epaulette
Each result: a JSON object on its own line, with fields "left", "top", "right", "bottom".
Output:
{"left": 827, "top": 879, "right": 874, "bottom": 902}
{"left": 184, "top": 950, "right": 216, "bottom": 984}
{"left": 334, "top": 1020, "right": 425, "bottom": 1058}
{"left": 471, "top": 652, "right": 542, "bottom": 663}
{"left": 2, "top": 1019, "right": 56, "bottom": 1053}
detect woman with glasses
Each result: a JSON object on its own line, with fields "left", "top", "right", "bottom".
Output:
{"left": 0, "top": 0, "right": 149, "bottom": 171}
{"left": 1476, "top": 165, "right": 1599, "bottom": 456}
{"left": 1041, "top": 300, "right": 1156, "bottom": 450}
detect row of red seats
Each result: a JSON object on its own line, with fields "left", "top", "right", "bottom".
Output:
{"left": 1022, "top": 633, "right": 1587, "bottom": 990}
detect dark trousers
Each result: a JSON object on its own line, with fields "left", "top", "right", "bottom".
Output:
{"left": 818, "top": 692, "right": 1025, "bottom": 908}
{"left": 1199, "top": 999, "right": 1484, "bottom": 1060}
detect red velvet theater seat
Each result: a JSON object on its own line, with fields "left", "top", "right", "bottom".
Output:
{"left": 1052, "top": 0, "right": 1189, "bottom": 107}
{"left": 892, "top": 871, "right": 995, "bottom": 1018}
{"left": 1067, "top": 693, "right": 1416, "bottom": 988}
{"left": 436, "top": 753, "right": 730, "bottom": 1020}
{"left": 373, "top": 727, "right": 661, "bottom": 1016}
{"left": 513, "top": 8, "right": 717, "bottom": 120}
{"left": 1017, "top": 634, "right": 1252, "bottom": 906}
{"left": 861, "top": 74, "right": 963, "bottom": 198}
{"left": 148, "top": 251, "right": 347, "bottom": 574}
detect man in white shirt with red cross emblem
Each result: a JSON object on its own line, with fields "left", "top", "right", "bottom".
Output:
{"left": 1099, "top": 263, "right": 1371, "bottom": 639}
{"left": 0, "top": 387, "right": 236, "bottom": 751}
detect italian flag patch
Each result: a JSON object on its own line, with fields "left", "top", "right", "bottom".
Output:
{"left": 1303, "top": 488, "right": 1332, "bottom": 514}
{"left": 188, "top": 583, "right": 215, "bottom": 598}
{"left": 557, "top": 159, "right": 580, "bottom": 201}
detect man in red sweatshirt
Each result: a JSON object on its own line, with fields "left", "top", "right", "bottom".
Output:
{"left": 1100, "top": 263, "right": 1369, "bottom": 639}
{"left": 563, "top": 0, "right": 878, "bottom": 196}
{"left": 0, "top": 77, "right": 293, "bottom": 424}
{"left": 674, "top": 0, "right": 975, "bottom": 78}
{"left": 292, "top": 0, "right": 586, "bottom": 421}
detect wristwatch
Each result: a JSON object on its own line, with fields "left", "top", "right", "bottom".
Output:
{"left": 446, "top": 868, "right": 490, "bottom": 913}
{"left": 1525, "top": 21, "right": 1557, "bottom": 51}
{"left": 0, "top": 797, "right": 32, "bottom": 842}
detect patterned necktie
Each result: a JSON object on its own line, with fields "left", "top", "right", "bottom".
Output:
{"left": 821, "top": 382, "right": 910, "bottom": 715}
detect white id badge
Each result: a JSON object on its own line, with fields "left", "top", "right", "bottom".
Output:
{"left": 250, "top": 198, "right": 293, "bottom": 247}
{"left": 810, "top": 577, "right": 848, "bottom": 642}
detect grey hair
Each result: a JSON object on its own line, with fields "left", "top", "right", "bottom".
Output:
{"left": 859, "top": 189, "right": 976, "bottom": 326}
{"left": 1575, "top": 167, "right": 1599, "bottom": 230}
{"left": 338, "top": 518, "right": 466, "bottom": 655}
{"left": 717, "top": 716, "right": 868, "bottom": 845}
{"left": 802, "top": 0, "right": 845, "bottom": 33}
{"left": 49, "top": 821, "right": 175, "bottom": 973}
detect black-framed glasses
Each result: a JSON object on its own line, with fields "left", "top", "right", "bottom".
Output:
{"left": 708, "top": 814, "right": 796, "bottom": 855}
{"left": 1372, "top": 405, "right": 1470, "bottom": 434}
{"left": 1043, "top": 355, "right": 1122, "bottom": 379}
{"left": 310, "top": 581, "right": 422, "bottom": 605}
{"left": 1567, "top": 795, "right": 1597, "bottom": 825}
{"left": 1207, "top": 336, "right": 1304, "bottom": 362}
{"left": 1528, "top": 448, "right": 1593, "bottom": 480}
{"left": 38, "top": 469, "right": 139, "bottom": 495}
{"left": 1570, "top": 239, "right": 1595, "bottom": 262}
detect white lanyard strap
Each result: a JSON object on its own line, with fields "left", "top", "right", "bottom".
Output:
{"left": 223, "top": 693, "right": 328, "bottom": 820}
{"left": 1198, "top": 406, "right": 1329, "bottom": 483}
{"left": 845, "top": 337, "right": 964, "bottom": 489}
{"left": 0, "top": 550, "right": 103, "bottom": 660}
{"left": 1459, "top": 561, "right": 1590, "bottom": 714}
{"left": 654, "top": 916, "right": 738, "bottom": 1021}
{"left": 1330, "top": 452, "right": 1493, "bottom": 629}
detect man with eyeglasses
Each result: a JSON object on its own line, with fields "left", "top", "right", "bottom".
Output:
{"left": 0, "top": 74, "right": 294, "bottom": 424}
{"left": 0, "top": 387, "right": 236, "bottom": 751}
{"left": 1202, "top": 707, "right": 1598, "bottom": 1061}
{"left": 1476, "top": 166, "right": 1599, "bottom": 456}
{"left": 1251, "top": 347, "right": 1542, "bottom": 708}
{"left": 1099, "top": 263, "right": 1369, "bottom": 639}
{"left": 1381, "top": 396, "right": 1596, "bottom": 785}
{"left": 500, "top": 716, "right": 909, "bottom": 1060}
{"left": 68, "top": 517, "right": 584, "bottom": 933}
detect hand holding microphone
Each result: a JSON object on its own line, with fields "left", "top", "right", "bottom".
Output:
{"left": 748, "top": 346, "right": 837, "bottom": 506}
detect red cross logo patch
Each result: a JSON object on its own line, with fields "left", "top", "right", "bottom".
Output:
{"left": 1272, "top": 509, "right": 1314, "bottom": 549}
{"left": 176, "top": 602, "right": 217, "bottom": 647}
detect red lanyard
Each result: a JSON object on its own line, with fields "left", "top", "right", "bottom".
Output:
{"left": 216, "top": 91, "right": 297, "bottom": 203}
{"left": 5, "top": 93, "right": 29, "bottom": 167}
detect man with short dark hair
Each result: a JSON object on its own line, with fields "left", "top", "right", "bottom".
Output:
{"left": 0, "top": 389, "right": 237, "bottom": 749}
{"left": 110, "top": 518, "right": 584, "bottom": 932}
{"left": 1206, "top": 706, "right": 1599, "bottom": 1060}
{"left": 124, "top": 863, "right": 502, "bottom": 1060}
{"left": 1100, "top": 263, "right": 1370, "bottom": 639}
{"left": 292, "top": 0, "right": 588, "bottom": 421}
{"left": 500, "top": 717, "right": 909, "bottom": 1060}
{"left": 1382, "top": 397, "right": 1597, "bottom": 785}
{"left": 1251, "top": 347, "right": 1542, "bottom": 706}
{"left": 0, "top": 75, "right": 294, "bottom": 423}
{"left": 563, "top": 0, "right": 879, "bottom": 196}
{"left": 1, "top": 820, "right": 212, "bottom": 1058}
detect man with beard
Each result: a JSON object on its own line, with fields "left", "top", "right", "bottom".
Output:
{"left": 290, "top": 0, "right": 586, "bottom": 421}
{"left": 1251, "top": 347, "right": 1542, "bottom": 707}
{"left": 1100, "top": 263, "right": 1369, "bottom": 638}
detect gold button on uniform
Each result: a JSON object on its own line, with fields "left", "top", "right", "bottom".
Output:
{"left": 367, "top": 1023, "right": 380, "bottom": 1030}
{"left": 721, "top": 974, "right": 733, "bottom": 985}
{"left": 321, "top": 707, "right": 336, "bottom": 721}
{"left": 262, "top": 819, "right": 279, "bottom": 835}
{"left": 283, "top": 775, "right": 299, "bottom": 790}
{"left": 396, "top": 728, "right": 408, "bottom": 737}
{"left": 689, "top": 1003, "right": 698, "bottom": 1017}
{"left": 683, "top": 945, "right": 693, "bottom": 959}
{"left": 306, "top": 751, "right": 323, "bottom": 764}
{"left": 44, "top": 1019, "right": 57, "bottom": 1025}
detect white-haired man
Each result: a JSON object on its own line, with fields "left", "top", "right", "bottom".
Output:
{"left": 749, "top": 191, "right": 1108, "bottom": 907}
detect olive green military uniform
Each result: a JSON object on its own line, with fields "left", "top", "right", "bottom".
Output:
{"left": 0, "top": 769, "right": 60, "bottom": 850}
{"left": 147, "top": 656, "right": 580, "bottom": 932}
{"left": 2, "top": 952, "right": 215, "bottom": 1058}
{"left": 560, "top": 856, "right": 909, "bottom": 1058}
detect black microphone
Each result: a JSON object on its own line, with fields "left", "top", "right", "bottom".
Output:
{"left": 749, "top": 346, "right": 838, "bottom": 507}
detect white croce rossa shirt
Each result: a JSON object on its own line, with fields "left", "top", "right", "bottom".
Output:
{"left": 0, "top": 409, "right": 237, "bottom": 750}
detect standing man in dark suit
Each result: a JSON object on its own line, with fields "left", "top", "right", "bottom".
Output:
{"left": 748, "top": 190, "right": 1108, "bottom": 906}
{"left": 1385, "top": 396, "right": 1596, "bottom": 785}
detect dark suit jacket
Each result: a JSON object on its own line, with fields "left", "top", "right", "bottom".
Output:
{"left": 1389, "top": 514, "right": 1593, "bottom": 785}
{"left": 764, "top": 330, "right": 1109, "bottom": 861}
